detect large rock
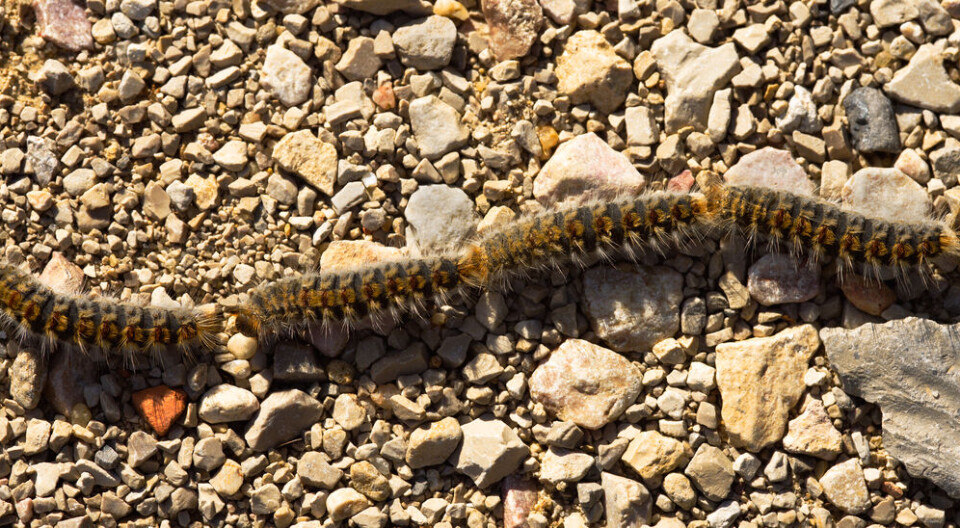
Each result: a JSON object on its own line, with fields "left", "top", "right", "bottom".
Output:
{"left": 244, "top": 389, "right": 324, "bottom": 451}
{"left": 818, "top": 459, "right": 871, "bottom": 514}
{"left": 840, "top": 167, "right": 931, "bottom": 223}
{"left": 651, "top": 31, "right": 741, "bottom": 133}
{"left": 885, "top": 41, "right": 960, "bottom": 113}
{"left": 556, "top": 30, "right": 634, "bottom": 114}
{"left": 393, "top": 16, "right": 457, "bottom": 70}
{"left": 581, "top": 266, "right": 683, "bottom": 353}
{"left": 715, "top": 325, "right": 819, "bottom": 452}
{"left": 272, "top": 130, "right": 338, "bottom": 196}
{"left": 482, "top": 0, "right": 542, "bottom": 60}
{"left": 601, "top": 472, "right": 651, "bottom": 528}
{"left": 32, "top": 0, "right": 94, "bottom": 51}
{"left": 452, "top": 417, "right": 529, "bottom": 488}
{"left": 532, "top": 133, "right": 645, "bottom": 206}
{"left": 405, "top": 185, "right": 478, "bottom": 253}
{"left": 821, "top": 318, "right": 960, "bottom": 498}
{"left": 529, "top": 339, "right": 642, "bottom": 429}
{"left": 684, "top": 444, "right": 735, "bottom": 502}
{"left": 723, "top": 147, "right": 815, "bottom": 195}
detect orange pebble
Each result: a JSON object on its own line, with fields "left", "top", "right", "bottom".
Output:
{"left": 132, "top": 386, "right": 188, "bottom": 436}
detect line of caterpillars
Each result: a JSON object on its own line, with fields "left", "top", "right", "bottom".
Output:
{"left": 2, "top": 183, "right": 958, "bottom": 357}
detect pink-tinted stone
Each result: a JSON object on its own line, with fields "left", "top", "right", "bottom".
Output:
{"left": 894, "top": 149, "right": 931, "bottom": 184}
{"left": 841, "top": 167, "right": 931, "bottom": 223}
{"left": 319, "top": 240, "right": 406, "bottom": 271}
{"left": 482, "top": 0, "right": 543, "bottom": 60}
{"left": 747, "top": 254, "right": 820, "bottom": 306}
{"left": 529, "top": 339, "right": 642, "bottom": 429}
{"left": 32, "top": 0, "right": 94, "bottom": 51}
{"left": 502, "top": 476, "right": 538, "bottom": 528}
{"left": 840, "top": 274, "right": 896, "bottom": 316}
{"left": 533, "top": 133, "right": 645, "bottom": 206}
{"left": 38, "top": 252, "right": 84, "bottom": 295}
{"left": 782, "top": 399, "right": 843, "bottom": 460}
{"left": 724, "top": 147, "right": 815, "bottom": 195}
{"left": 667, "top": 170, "right": 695, "bottom": 192}
{"left": 372, "top": 82, "right": 396, "bottom": 110}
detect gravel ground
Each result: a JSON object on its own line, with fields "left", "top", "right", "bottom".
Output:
{"left": 3, "top": 0, "right": 960, "bottom": 527}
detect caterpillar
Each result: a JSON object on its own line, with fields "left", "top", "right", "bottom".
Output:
{"left": 0, "top": 263, "right": 220, "bottom": 362}
{"left": 708, "top": 184, "right": 960, "bottom": 276}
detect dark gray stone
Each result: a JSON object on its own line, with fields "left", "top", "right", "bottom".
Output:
{"left": 272, "top": 343, "right": 324, "bottom": 382}
{"left": 830, "top": 0, "right": 855, "bottom": 13}
{"left": 842, "top": 87, "right": 901, "bottom": 154}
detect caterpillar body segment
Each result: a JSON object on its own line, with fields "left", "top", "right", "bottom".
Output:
{"left": 236, "top": 256, "right": 464, "bottom": 339}
{"left": 0, "top": 263, "right": 220, "bottom": 360}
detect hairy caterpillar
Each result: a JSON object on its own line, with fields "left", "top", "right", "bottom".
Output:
{"left": 0, "top": 263, "right": 220, "bottom": 361}
{"left": 707, "top": 184, "right": 960, "bottom": 275}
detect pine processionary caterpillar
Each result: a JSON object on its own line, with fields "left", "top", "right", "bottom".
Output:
{"left": 0, "top": 263, "right": 221, "bottom": 361}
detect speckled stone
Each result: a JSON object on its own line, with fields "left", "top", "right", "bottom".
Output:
{"left": 747, "top": 254, "right": 820, "bottom": 306}
{"left": 533, "top": 132, "right": 645, "bottom": 206}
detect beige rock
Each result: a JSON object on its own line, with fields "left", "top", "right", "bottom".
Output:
{"left": 319, "top": 240, "right": 405, "bottom": 271}
{"left": 715, "top": 325, "right": 819, "bottom": 452}
{"left": 272, "top": 130, "right": 338, "bottom": 196}
{"left": 326, "top": 488, "right": 371, "bottom": 522}
{"left": 819, "top": 459, "right": 871, "bottom": 514}
{"left": 38, "top": 252, "right": 84, "bottom": 295}
{"left": 885, "top": 42, "right": 960, "bottom": 113}
{"left": 841, "top": 167, "right": 931, "bottom": 223}
{"left": 783, "top": 399, "right": 843, "bottom": 460}
{"left": 406, "top": 417, "right": 462, "bottom": 469}
{"left": 621, "top": 431, "right": 690, "bottom": 481}
{"left": 556, "top": 30, "right": 633, "bottom": 114}
{"left": 724, "top": 147, "right": 815, "bottom": 195}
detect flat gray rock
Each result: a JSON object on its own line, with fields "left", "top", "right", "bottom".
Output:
{"left": 821, "top": 318, "right": 960, "bottom": 498}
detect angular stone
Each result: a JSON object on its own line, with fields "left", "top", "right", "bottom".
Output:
{"left": 393, "top": 16, "right": 456, "bottom": 70}
{"left": 724, "top": 147, "right": 815, "bottom": 195}
{"left": 482, "top": 0, "right": 543, "bottom": 60}
{"left": 369, "top": 343, "right": 429, "bottom": 384}
{"left": 886, "top": 42, "right": 960, "bottom": 113}
{"left": 601, "top": 472, "right": 651, "bottom": 528}
{"left": 783, "top": 399, "right": 843, "bottom": 460}
{"left": 350, "top": 461, "right": 390, "bottom": 501}
{"left": 261, "top": 45, "right": 313, "bottom": 107}
{"left": 529, "top": 339, "right": 642, "bottom": 429}
{"left": 198, "top": 384, "right": 259, "bottom": 423}
{"left": 842, "top": 87, "right": 901, "bottom": 154}
{"left": 684, "top": 444, "right": 735, "bottom": 502}
{"left": 132, "top": 386, "right": 187, "bottom": 436}
{"left": 620, "top": 431, "right": 690, "bottom": 481}
{"left": 272, "top": 130, "right": 338, "bottom": 196}
{"left": 273, "top": 343, "right": 323, "bottom": 382}
{"left": 452, "top": 417, "right": 529, "bottom": 488}
{"left": 840, "top": 167, "right": 931, "bottom": 223}
{"left": 581, "top": 266, "right": 683, "bottom": 353}
{"left": 821, "top": 318, "right": 960, "bottom": 498}
{"left": 746, "top": 254, "right": 819, "bottom": 306}
{"left": 409, "top": 96, "right": 468, "bottom": 160}
{"left": 210, "top": 459, "right": 244, "bottom": 496}
{"left": 715, "top": 325, "right": 819, "bottom": 451}
{"left": 502, "top": 476, "right": 538, "bottom": 528}
{"left": 244, "top": 389, "right": 323, "bottom": 451}
{"left": 556, "top": 30, "right": 633, "bottom": 114}
{"left": 405, "top": 185, "right": 477, "bottom": 253}
{"left": 259, "top": 0, "right": 317, "bottom": 14}
{"left": 326, "top": 488, "right": 371, "bottom": 522}
{"left": 406, "top": 417, "right": 462, "bottom": 469}
{"left": 298, "top": 451, "right": 343, "bottom": 490}
{"left": 532, "top": 132, "right": 645, "bottom": 206}
{"left": 32, "top": 0, "right": 94, "bottom": 51}
{"left": 335, "top": 37, "right": 382, "bottom": 82}
{"left": 539, "top": 447, "right": 593, "bottom": 484}
{"left": 651, "top": 31, "right": 740, "bottom": 133}
{"left": 819, "top": 459, "right": 871, "bottom": 514}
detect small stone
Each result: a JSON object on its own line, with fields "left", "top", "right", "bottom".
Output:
{"left": 651, "top": 31, "right": 740, "bottom": 133}
{"left": 143, "top": 181, "right": 171, "bottom": 221}
{"left": 63, "top": 168, "right": 96, "bottom": 196}
{"left": 393, "top": 16, "right": 457, "bottom": 70}
{"left": 166, "top": 181, "right": 195, "bottom": 211}
{"left": 298, "top": 451, "right": 343, "bottom": 489}
{"left": 406, "top": 417, "right": 462, "bottom": 469}
{"left": 199, "top": 384, "right": 259, "bottom": 423}
{"left": 24, "top": 419, "right": 51, "bottom": 455}
{"left": 244, "top": 389, "right": 324, "bottom": 451}
{"left": 36, "top": 60, "right": 75, "bottom": 95}
{"left": 707, "top": 501, "right": 741, "bottom": 528}
{"left": 210, "top": 459, "right": 244, "bottom": 496}
{"left": 539, "top": 447, "right": 594, "bottom": 484}
{"left": 819, "top": 459, "right": 871, "bottom": 514}
{"left": 119, "top": 0, "right": 155, "bottom": 19}
{"left": 621, "top": 431, "right": 690, "bottom": 480}
{"left": 482, "top": 0, "right": 543, "bottom": 60}
{"left": 684, "top": 444, "right": 735, "bottom": 501}
{"left": 132, "top": 386, "right": 187, "bottom": 436}
{"left": 259, "top": 0, "right": 317, "bottom": 14}
{"left": 453, "top": 417, "right": 529, "bottom": 488}
{"left": 783, "top": 399, "right": 843, "bottom": 459}
{"left": 350, "top": 461, "right": 391, "bottom": 501}
{"left": 625, "top": 106, "right": 659, "bottom": 146}
{"left": 842, "top": 87, "right": 901, "bottom": 154}
{"left": 502, "top": 476, "right": 538, "bottom": 528}
{"left": 581, "top": 266, "right": 683, "bottom": 353}
{"left": 840, "top": 167, "right": 930, "bottom": 223}
{"left": 688, "top": 9, "right": 719, "bottom": 44}
{"left": 601, "top": 472, "right": 652, "bottom": 527}
{"left": 732, "top": 24, "right": 770, "bottom": 54}
{"left": 870, "top": 0, "right": 918, "bottom": 27}
{"left": 10, "top": 348, "right": 46, "bottom": 410}
{"left": 273, "top": 130, "right": 338, "bottom": 196}
{"left": 724, "top": 147, "right": 815, "bottom": 195}
{"left": 405, "top": 184, "right": 477, "bottom": 252}
{"left": 715, "top": 325, "right": 819, "bottom": 451}
{"left": 409, "top": 96, "right": 468, "bottom": 160}
{"left": 332, "top": 394, "right": 367, "bottom": 431}
{"left": 886, "top": 42, "right": 960, "bottom": 113}
{"left": 776, "top": 86, "right": 821, "bottom": 134}
{"left": 26, "top": 136, "right": 58, "bottom": 185}
{"left": 327, "top": 488, "right": 372, "bottom": 522}
{"left": 663, "top": 473, "right": 696, "bottom": 510}
{"left": 194, "top": 437, "right": 226, "bottom": 471}
{"left": 262, "top": 45, "right": 313, "bottom": 107}
{"left": 370, "top": 343, "right": 429, "bottom": 384}
{"left": 895, "top": 149, "right": 931, "bottom": 184}
{"left": 126, "top": 430, "right": 158, "bottom": 468}
{"left": 118, "top": 70, "right": 146, "bottom": 103}
{"left": 533, "top": 132, "right": 645, "bottom": 205}
{"left": 213, "top": 140, "right": 248, "bottom": 172}
{"left": 530, "top": 339, "right": 642, "bottom": 429}
{"left": 556, "top": 30, "right": 633, "bottom": 114}
{"left": 32, "top": 0, "right": 94, "bottom": 51}
{"left": 747, "top": 254, "right": 820, "bottom": 306}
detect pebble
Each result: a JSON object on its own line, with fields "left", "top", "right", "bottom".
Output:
{"left": 688, "top": 9, "right": 719, "bottom": 44}
{"left": 36, "top": 60, "right": 75, "bottom": 95}
{"left": 63, "top": 168, "right": 96, "bottom": 196}
{"left": 840, "top": 167, "right": 931, "bottom": 223}
{"left": 198, "top": 384, "right": 260, "bottom": 423}
{"left": 327, "top": 488, "right": 372, "bottom": 522}
{"left": 870, "top": 0, "right": 918, "bottom": 27}
{"left": 127, "top": 430, "right": 158, "bottom": 468}
{"left": 886, "top": 42, "right": 960, "bottom": 113}
{"left": 776, "top": 85, "right": 820, "bottom": 134}
{"left": 369, "top": 343, "right": 429, "bottom": 384}
{"left": 392, "top": 16, "right": 457, "bottom": 70}
{"left": 336, "top": 37, "right": 382, "bottom": 82}
{"left": 406, "top": 417, "right": 462, "bottom": 469}
{"left": 298, "top": 451, "right": 343, "bottom": 490}
{"left": 601, "top": 472, "right": 652, "bottom": 527}
{"left": 194, "top": 437, "right": 226, "bottom": 471}
{"left": 405, "top": 184, "right": 477, "bottom": 252}
{"left": 620, "top": 431, "right": 690, "bottom": 480}
{"left": 210, "top": 459, "right": 244, "bottom": 496}
{"left": 895, "top": 149, "right": 931, "bottom": 184}
{"left": 539, "top": 447, "right": 593, "bottom": 484}
{"left": 272, "top": 130, "right": 339, "bottom": 196}
{"left": 842, "top": 87, "right": 901, "bottom": 154}
{"left": 651, "top": 31, "right": 741, "bottom": 133}
{"left": 723, "top": 147, "right": 815, "bottom": 195}
{"left": 746, "top": 254, "right": 819, "bottom": 306}
{"left": 822, "top": 318, "right": 960, "bottom": 498}
{"left": 32, "top": 0, "right": 94, "bottom": 50}
{"left": 259, "top": 0, "right": 317, "bottom": 14}
{"left": 24, "top": 419, "right": 51, "bottom": 455}
{"left": 452, "top": 417, "right": 528, "bottom": 488}
{"left": 581, "top": 266, "right": 683, "bottom": 353}
{"left": 529, "top": 339, "right": 641, "bottom": 429}
{"left": 350, "top": 461, "right": 391, "bottom": 501}
{"left": 782, "top": 399, "right": 843, "bottom": 459}
{"left": 409, "top": 96, "right": 469, "bottom": 160}
{"left": 132, "top": 385, "right": 188, "bottom": 436}
{"left": 213, "top": 140, "right": 248, "bottom": 172}
{"left": 684, "top": 444, "right": 735, "bottom": 501}
{"left": 26, "top": 136, "right": 58, "bottom": 185}
{"left": 332, "top": 394, "right": 367, "bottom": 431}
{"left": 533, "top": 132, "right": 645, "bottom": 205}
{"left": 715, "top": 325, "right": 819, "bottom": 452}
{"left": 10, "top": 348, "right": 46, "bottom": 410}
{"left": 556, "top": 30, "right": 633, "bottom": 114}
{"left": 818, "top": 459, "right": 871, "bottom": 514}
{"left": 707, "top": 501, "right": 742, "bottom": 528}
{"left": 663, "top": 473, "right": 696, "bottom": 510}
{"left": 244, "top": 389, "right": 324, "bottom": 451}
{"left": 502, "top": 476, "right": 538, "bottom": 528}
{"left": 482, "top": 0, "right": 543, "bottom": 60}
{"left": 261, "top": 44, "right": 313, "bottom": 107}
